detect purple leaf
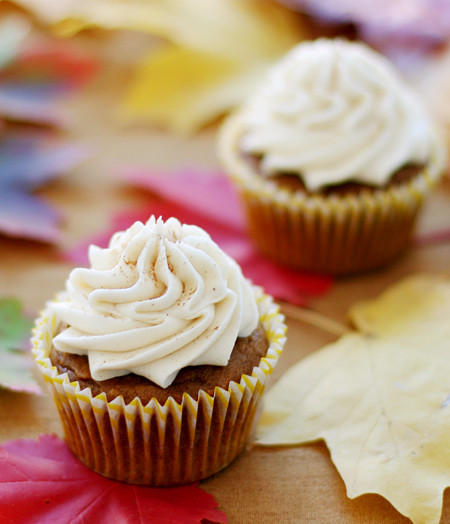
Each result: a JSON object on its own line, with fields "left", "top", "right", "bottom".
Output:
{"left": 0, "top": 134, "right": 88, "bottom": 242}
{"left": 0, "top": 90, "right": 63, "bottom": 126}
{"left": 0, "top": 189, "right": 61, "bottom": 243}
{"left": 277, "top": 0, "right": 450, "bottom": 55}
{"left": 0, "top": 135, "right": 86, "bottom": 186}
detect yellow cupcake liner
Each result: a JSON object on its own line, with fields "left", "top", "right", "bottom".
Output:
{"left": 219, "top": 114, "right": 446, "bottom": 274}
{"left": 32, "top": 289, "right": 286, "bottom": 486}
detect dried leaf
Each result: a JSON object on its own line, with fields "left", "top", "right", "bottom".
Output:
{"left": 257, "top": 275, "right": 450, "bottom": 524}
{"left": 0, "top": 434, "right": 228, "bottom": 524}
{"left": 62, "top": 169, "right": 331, "bottom": 305}
{"left": 0, "top": 297, "right": 40, "bottom": 394}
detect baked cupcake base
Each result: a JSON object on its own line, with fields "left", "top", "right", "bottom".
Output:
{"left": 219, "top": 115, "right": 445, "bottom": 275}
{"left": 240, "top": 180, "right": 421, "bottom": 274}
{"left": 49, "top": 323, "right": 269, "bottom": 405}
{"left": 32, "top": 289, "right": 286, "bottom": 486}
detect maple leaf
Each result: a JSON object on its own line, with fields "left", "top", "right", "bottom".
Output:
{"left": 13, "top": 0, "right": 306, "bottom": 133}
{"left": 120, "top": 0, "right": 306, "bottom": 133}
{"left": 0, "top": 434, "right": 227, "bottom": 524}
{"left": 62, "top": 169, "right": 331, "bottom": 305}
{"left": 256, "top": 275, "right": 450, "bottom": 524}
{"left": 11, "top": 0, "right": 302, "bottom": 56}
{"left": 0, "top": 296, "right": 40, "bottom": 394}
{"left": 121, "top": 45, "right": 269, "bottom": 134}
{"left": 0, "top": 133, "right": 87, "bottom": 242}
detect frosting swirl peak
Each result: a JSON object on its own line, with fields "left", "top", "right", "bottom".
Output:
{"left": 52, "top": 217, "right": 258, "bottom": 388}
{"left": 240, "top": 39, "right": 434, "bottom": 191}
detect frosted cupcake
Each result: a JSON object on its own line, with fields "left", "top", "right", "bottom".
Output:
{"left": 32, "top": 216, "right": 286, "bottom": 485}
{"left": 218, "top": 38, "right": 446, "bottom": 274}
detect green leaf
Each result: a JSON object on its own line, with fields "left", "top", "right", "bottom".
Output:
{"left": 0, "top": 297, "right": 41, "bottom": 394}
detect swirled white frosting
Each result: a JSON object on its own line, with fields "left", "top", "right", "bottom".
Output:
{"left": 52, "top": 217, "right": 258, "bottom": 388}
{"left": 240, "top": 39, "right": 434, "bottom": 191}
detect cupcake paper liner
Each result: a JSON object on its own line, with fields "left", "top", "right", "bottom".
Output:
{"left": 32, "top": 289, "right": 286, "bottom": 486}
{"left": 219, "top": 115, "right": 446, "bottom": 274}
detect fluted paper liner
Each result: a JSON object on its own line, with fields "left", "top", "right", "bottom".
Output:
{"left": 32, "top": 289, "right": 286, "bottom": 486}
{"left": 219, "top": 114, "right": 446, "bottom": 274}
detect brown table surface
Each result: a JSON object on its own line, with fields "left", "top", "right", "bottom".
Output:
{"left": 1, "top": 31, "right": 450, "bottom": 524}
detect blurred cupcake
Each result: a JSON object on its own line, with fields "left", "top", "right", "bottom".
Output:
{"left": 218, "top": 38, "right": 446, "bottom": 274}
{"left": 32, "top": 216, "right": 286, "bottom": 486}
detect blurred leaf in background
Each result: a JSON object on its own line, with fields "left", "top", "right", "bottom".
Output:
{"left": 0, "top": 297, "right": 40, "bottom": 394}
{"left": 9, "top": 0, "right": 309, "bottom": 133}
{"left": 0, "top": 134, "right": 87, "bottom": 242}
{"left": 0, "top": 14, "right": 95, "bottom": 242}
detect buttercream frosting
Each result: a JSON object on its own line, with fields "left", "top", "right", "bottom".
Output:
{"left": 239, "top": 39, "right": 434, "bottom": 191}
{"left": 52, "top": 216, "right": 259, "bottom": 388}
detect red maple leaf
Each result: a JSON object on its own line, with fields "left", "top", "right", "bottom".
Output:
{"left": 0, "top": 434, "right": 227, "bottom": 524}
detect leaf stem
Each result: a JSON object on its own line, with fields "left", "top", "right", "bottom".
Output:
{"left": 280, "top": 302, "right": 352, "bottom": 337}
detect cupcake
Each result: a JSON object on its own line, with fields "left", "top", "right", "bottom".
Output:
{"left": 218, "top": 38, "right": 446, "bottom": 274}
{"left": 32, "top": 216, "right": 286, "bottom": 486}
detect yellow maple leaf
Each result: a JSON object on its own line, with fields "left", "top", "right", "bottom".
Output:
{"left": 10, "top": 0, "right": 301, "bottom": 57}
{"left": 257, "top": 275, "right": 450, "bottom": 524}
{"left": 120, "top": 45, "right": 273, "bottom": 134}
{"left": 10, "top": 0, "right": 307, "bottom": 132}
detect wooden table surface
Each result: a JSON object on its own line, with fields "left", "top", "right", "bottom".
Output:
{"left": 1, "top": 32, "right": 450, "bottom": 524}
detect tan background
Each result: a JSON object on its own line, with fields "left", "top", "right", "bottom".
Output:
{"left": 1, "top": 31, "right": 450, "bottom": 523}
